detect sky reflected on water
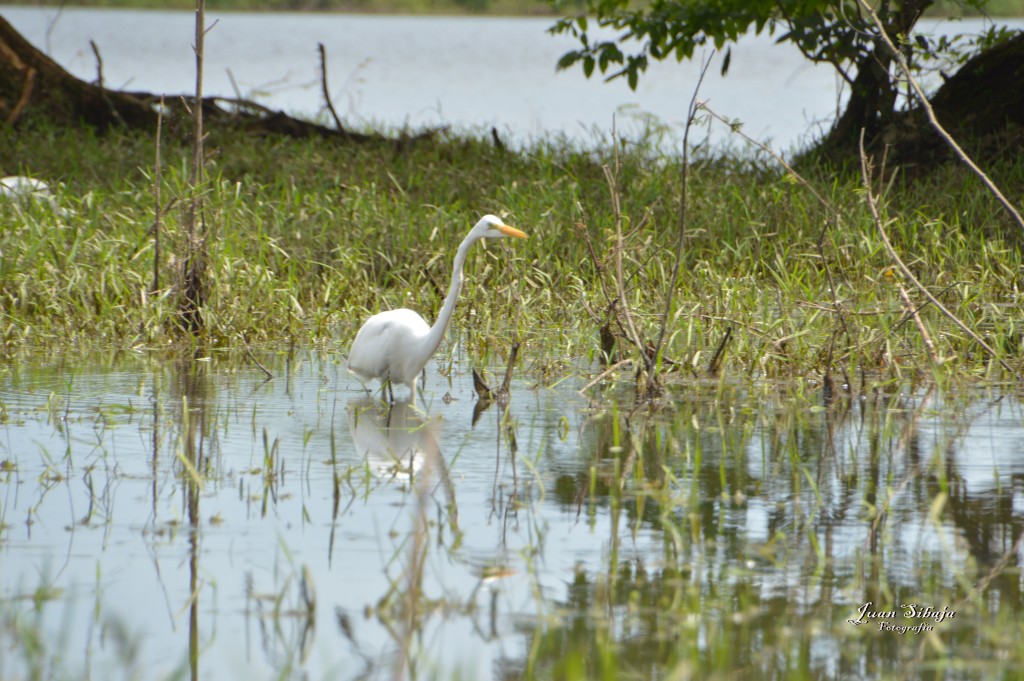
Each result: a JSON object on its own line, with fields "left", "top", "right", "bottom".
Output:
{"left": 2, "top": 351, "right": 1022, "bottom": 679}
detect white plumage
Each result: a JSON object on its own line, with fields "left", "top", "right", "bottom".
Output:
{"left": 347, "top": 214, "right": 527, "bottom": 402}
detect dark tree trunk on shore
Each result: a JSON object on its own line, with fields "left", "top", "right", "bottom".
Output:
{"left": 821, "top": 47, "right": 897, "bottom": 153}
{"left": 808, "top": 28, "right": 1024, "bottom": 165}
{"left": 0, "top": 14, "right": 418, "bottom": 142}
{"left": 0, "top": 15, "right": 158, "bottom": 129}
{"left": 928, "top": 31, "right": 1024, "bottom": 140}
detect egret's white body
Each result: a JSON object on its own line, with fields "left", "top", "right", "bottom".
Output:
{"left": 1, "top": 176, "right": 72, "bottom": 218}
{"left": 0, "top": 176, "right": 52, "bottom": 198}
{"left": 347, "top": 214, "right": 527, "bottom": 402}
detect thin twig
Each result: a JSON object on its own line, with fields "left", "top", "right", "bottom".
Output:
{"left": 318, "top": 43, "right": 346, "bottom": 133}
{"left": 603, "top": 118, "right": 648, "bottom": 365}
{"left": 889, "top": 282, "right": 962, "bottom": 333}
{"left": 89, "top": 39, "right": 104, "bottom": 90}
{"left": 182, "top": 0, "right": 208, "bottom": 334}
{"left": 603, "top": 162, "right": 646, "bottom": 368}
{"left": 90, "top": 40, "right": 125, "bottom": 127}
{"left": 856, "top": 0, "right": 1024, "bottom": 237}
{"left": 651, "top": 52, "right": 712, "bottom": 371}
{"left": 500, "top": 342, "right": 519, "bottom": 395}
{"left": 896, "top": 283, "right": 940, "bottom": 367}
{"left": 153, "top": 96, "right": 163, "bottom": 294}
{"left": 707, "top": 326, "right": 733, "bottom": 377}
{"left": 574, "top": 216, "right": 615, "bottom": 311}
{"left": 245, "top": 343, "right": 274, "bottom": 379}
{"left": 579, "top": 360, "right": 635, "bottom": 394}
{"left": 859, "top": 131, "right": 1016, "bottom": 378}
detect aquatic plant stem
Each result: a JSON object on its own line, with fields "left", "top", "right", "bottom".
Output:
{"left": 858, "top": 131, "right": 1017, "bottom": 378}
{"left": 182, "top": 0, "right": 208, "bottom": 334}
{"left": 153, "top": 96, "right": 163, "bottom": 296}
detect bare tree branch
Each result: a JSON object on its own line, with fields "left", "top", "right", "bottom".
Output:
{"left": 859, "top": 130, "right": 1017, "bottom": 378}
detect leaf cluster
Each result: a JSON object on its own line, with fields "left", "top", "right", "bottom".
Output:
{"left": 549, "top": 0, "right": 993, "bottom": 91}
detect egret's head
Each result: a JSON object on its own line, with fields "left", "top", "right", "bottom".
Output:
{"left": 473, "top": 214, "right": 528, "bottom": 240}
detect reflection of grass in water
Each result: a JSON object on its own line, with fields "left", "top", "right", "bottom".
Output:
{"left": 514, "top": 386, "right": 1024, "bottom": 680}
{"left": 2, "top": 354, "right": 1022, "bottom": 678}
{"left": 1, "top": 577, "right": 147, "bottom": 681}
{"left": 245, "top": 550, "right": 317, "bottom": 677}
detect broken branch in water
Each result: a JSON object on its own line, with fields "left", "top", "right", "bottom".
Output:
{"left": 472, "top": 342, "right": 520, "bottom": 403}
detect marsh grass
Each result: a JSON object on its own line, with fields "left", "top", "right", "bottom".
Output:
{"left": 1, "top": 122, "right": 1022, "bottom": 388}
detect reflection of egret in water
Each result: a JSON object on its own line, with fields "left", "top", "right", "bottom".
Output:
{"left": 345, "top": 397, "right": 461, "bottom": 680}
{"left": 347, "top": 397, "right": 441, "bottom": 482}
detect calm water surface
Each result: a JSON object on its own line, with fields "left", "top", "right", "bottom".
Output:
{"left": 3, "top": 8, "right": 1022, "bottom": 151}
{"left": 1, "top": 350, "right": 1023, "bottom": 679}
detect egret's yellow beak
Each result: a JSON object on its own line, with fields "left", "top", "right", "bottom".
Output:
{"left": 497, "top": 223, "right": 528, "bottom": 239}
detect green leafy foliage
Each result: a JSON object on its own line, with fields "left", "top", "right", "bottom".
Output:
{"left": 550, "top": 0, "right": 993, "bottom": 97}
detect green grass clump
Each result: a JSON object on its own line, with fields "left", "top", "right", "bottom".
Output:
{"left": 1, "top": 121, "right": 1021, "bottom": 385}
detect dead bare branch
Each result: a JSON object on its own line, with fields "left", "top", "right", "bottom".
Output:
{"left": 896, "top": 283, "right": 940, "bottom": 368}
{"left": 318, "top": 42, "right": 346, "bottom": 133}
{"left": 650, "top": 52, "right": 712, "bottom": 374}
{"left": 858, "top": 130, "right": 1017, "bottom": 378}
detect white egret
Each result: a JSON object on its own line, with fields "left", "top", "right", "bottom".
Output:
{"left": 347, "top": 214, "right": 527, "bottom": 402}
{"left": 0, "top": 176, "right": 52, "bottom": 198}
{"left": 1, "top": 176, "right": 71, "bottom": 218}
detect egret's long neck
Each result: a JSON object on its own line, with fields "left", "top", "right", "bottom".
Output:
{"left": 418, "top": 234, "right": 476, "bottom": 367}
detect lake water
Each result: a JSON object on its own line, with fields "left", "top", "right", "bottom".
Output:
{"left": 3, "top": 8, "right": 1022, "bottom": 151}
{"left": 2, "top": 350, "right": 1023, "bottom": 679}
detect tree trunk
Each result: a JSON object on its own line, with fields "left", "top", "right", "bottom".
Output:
{"left": 929, "top": 30, "right": 1024, "bottom": 138}
{"left": 0, "top": 15, "right": 157, "bottom": 129}
{"left": 811, "top": 28, "right": 1024, "bottom": 166}
{"left": 0, "top": 15, "right": 415, "bottom": 142}
{"left": 819, "top": 47, "right": 897, "bottom": 154}
{"left": 885, "top": 29, "right": 1024, "bottom": 166}
{"left": 815, "top": 0, "right": 934, "bottom": 159}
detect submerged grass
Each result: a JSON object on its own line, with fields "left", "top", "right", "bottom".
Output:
{"left": 1, "top": 121, "right": 1022, "bottom": 387}
{"left": 1, "top": 346, "right": 1022, "bottom": 680}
